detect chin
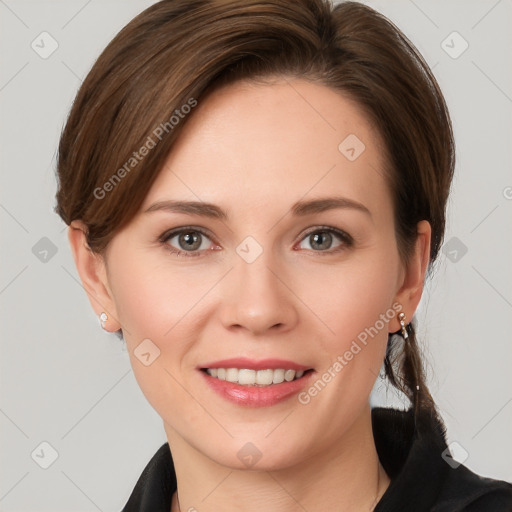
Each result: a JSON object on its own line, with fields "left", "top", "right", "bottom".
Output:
{"left": 206, "top": 438, "right": 304, "bottom": 473}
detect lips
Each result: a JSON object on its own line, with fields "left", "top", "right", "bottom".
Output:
{"left": 197, "top": 357, "right": 316, "bottom": 407}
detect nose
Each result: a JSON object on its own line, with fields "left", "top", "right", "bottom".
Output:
{"left": 218, "top": 249, "right": 299, "bottom": 336}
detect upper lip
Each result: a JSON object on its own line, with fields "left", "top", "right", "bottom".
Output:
{"left": 198, "top": 357, "right": 312, "bottom": 371}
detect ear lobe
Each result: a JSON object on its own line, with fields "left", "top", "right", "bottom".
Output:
{"left": 391, "top": 220, "right": 431, "bottom": 331}
{"left": 67, "top": 221, "right": 121, "bottom": 331}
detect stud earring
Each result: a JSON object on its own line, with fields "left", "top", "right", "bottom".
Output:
{"left": 99, "top": 312, "right": 108, "bottom": 329}
{"left": 398, "top": 312, "right": 409, "bottom": 340}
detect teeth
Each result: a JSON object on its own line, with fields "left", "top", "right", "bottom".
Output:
{"left": 239, "top": 369, "right": 256, "bottom": 385}
{"left": 284, "top": 369, "right": 295, "bottom": 382}
{"left": 205, "top": 368, "right": 307, "bottom": 386}
{"left": 226, "top": 368, "right": 238, "bottom": 382}
{"left": 272, "top": 369, "right": 285, "bottom": 384}
{"left": 256, "top": 369, "right": 273, "bottom": 385}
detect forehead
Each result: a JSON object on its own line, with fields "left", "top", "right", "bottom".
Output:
{"left": 141, "top": 79, "right": 391, "bottom": 219}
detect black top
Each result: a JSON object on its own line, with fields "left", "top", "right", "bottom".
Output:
{"left": 121, "top": 407, "right": 512, "bottom": 511}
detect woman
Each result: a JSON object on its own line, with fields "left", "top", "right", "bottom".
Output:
{"left": 55, "top": 0, "right": 512, "bottom": 510}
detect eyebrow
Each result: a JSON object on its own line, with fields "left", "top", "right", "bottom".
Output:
{"left": 144, "top": 196, "right": 371, "bottom": 219}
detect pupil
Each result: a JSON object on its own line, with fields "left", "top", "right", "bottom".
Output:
{"left": 180, "top": 232, "right": 200, "bottom": 250}
{"left": 312, "top": 231, "right": 331, "bottom": 250}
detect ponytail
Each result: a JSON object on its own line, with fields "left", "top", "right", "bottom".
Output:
{"left": 384, "top": 321, "right": 440, "bottom": 431}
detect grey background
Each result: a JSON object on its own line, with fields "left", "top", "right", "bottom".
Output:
{"left": 1, "top": 0, "right": 511, "bottom": 510}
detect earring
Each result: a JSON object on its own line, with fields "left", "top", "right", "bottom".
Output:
{"left": 99, "top": 312, "right": 108, "bottom": 329}
{"left": 398, "top": 312, "right": 409, "bottom": 340}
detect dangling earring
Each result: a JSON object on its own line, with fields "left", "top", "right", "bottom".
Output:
{"left": 398, "top": 312, "right": 408, "bottom": 340}
{"left": 99, "top": 312, "right": 108, "bottom": 330}
{"left": 398, "top": 311, "right": 420, "bottom": 392}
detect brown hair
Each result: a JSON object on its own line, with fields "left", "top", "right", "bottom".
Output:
{"left": 55, "top": 0, "right": 455, "bottom": 425}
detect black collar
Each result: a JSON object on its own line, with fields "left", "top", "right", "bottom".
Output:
{"left": 121, "top": 407, "right": 512, "bottom": 511}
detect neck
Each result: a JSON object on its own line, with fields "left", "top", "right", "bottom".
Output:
{"left": 167, "top": 405, "right": 390, "bottom": 512}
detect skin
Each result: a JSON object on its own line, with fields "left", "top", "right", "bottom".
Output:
{"left": 69, "top": 78, "right": 431, "bottom": 512}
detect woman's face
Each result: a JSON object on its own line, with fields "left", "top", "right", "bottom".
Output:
{"left": 87, "top": 79, "right": 427, "bottom": 470}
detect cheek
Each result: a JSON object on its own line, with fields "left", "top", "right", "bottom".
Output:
{"left": 296, "top": 249, "right": 400, "bottom": 343}
{"left": 107, "top": 256, "right": 227, "bottom": 406}
{"left": 293, "top": 250, "right": 399, "bottom": 404}
{"left": 107, "top": 257, "right": 214, "bottom": 417}
{"left": 109, "top": 255, "right": 216, "bottom": 345}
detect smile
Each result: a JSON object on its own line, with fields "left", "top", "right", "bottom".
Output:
{"left": 203, "top": 368, "right": 311, "bottom": 386}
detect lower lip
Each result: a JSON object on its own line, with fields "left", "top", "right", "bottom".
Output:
{"left": 199, "top": 370, "right": 315, "bottom": 407}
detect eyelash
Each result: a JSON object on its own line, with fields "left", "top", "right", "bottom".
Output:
{"left": 158, "top": 225, "right": 354, "bottom": 258}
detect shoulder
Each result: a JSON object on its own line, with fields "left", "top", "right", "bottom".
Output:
{"left": 371, "top": 407, "right": 512, "bottom": 512}
{"left": 121, "top": 443, "right": 175, "bottom": 512}
{"left": 434, "top": 462, "right": 512, "bottom": 512}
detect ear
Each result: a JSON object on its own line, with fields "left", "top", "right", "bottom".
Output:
{"left": 67, "top": 220, "right": 121, "bottom": 332}
{"left": 390, "top": 220, "right": 431, "bottom": 331}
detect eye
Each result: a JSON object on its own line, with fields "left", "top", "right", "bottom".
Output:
{"left": 159, "top": 225, "right": 353, "bottom": 258}
{"left": 160, "top": 227, "right": 217, "bottom": 257}
{"left": 297, "top": 227, "right": 353, "bottom": 253}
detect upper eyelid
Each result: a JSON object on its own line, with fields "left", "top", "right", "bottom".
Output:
{"left": 159, "top": 225, "right": 213, "bottom": 241}
{"left": 300, "top": 225, "right": 352, "bottom": 239}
